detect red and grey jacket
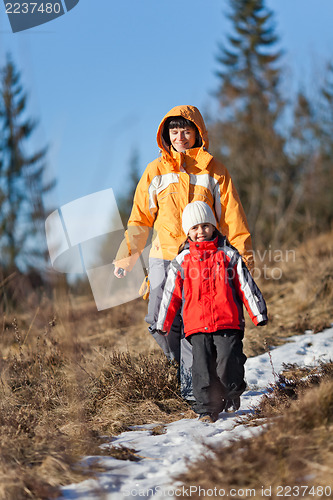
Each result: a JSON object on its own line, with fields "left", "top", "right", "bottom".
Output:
{"left": 156, "top": 235, "right": 267, "bottom": 338}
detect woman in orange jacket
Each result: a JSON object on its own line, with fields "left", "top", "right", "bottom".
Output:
{"left": 114, "top": 105, "right": 253, "bottom": 397}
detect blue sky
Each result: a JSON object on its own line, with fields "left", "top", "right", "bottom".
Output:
{"left": 0, "top": 0, "right": 333, "bottom": 212}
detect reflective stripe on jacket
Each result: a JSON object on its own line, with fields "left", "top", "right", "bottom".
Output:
{"left": 115, "top": 105, "right": 253, "bottom": 270}
{"left": 156, "top": 236, "right": 267, "bottom": 338}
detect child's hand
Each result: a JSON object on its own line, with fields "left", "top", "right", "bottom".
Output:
{"left": 156, "top": 329, "right": 168, "bottom": 336}
{"left": 258, "top": 320, "right": 268, "bottom": 326}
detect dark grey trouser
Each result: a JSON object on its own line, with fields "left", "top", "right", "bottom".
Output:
{"left": 145, "top": 257, "right": 194, "bottom": 400}
{"left": 189, "top": 330, "right": 247, "bottom": 414}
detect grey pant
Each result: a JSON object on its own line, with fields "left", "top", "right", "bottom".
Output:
{"left": 145, "top": 257, "right": 194, "bottom": 400}
{"left": 190, "top": 330, "right": 247, "bottom": 414}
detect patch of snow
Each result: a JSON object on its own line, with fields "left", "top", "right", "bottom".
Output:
{"left": 60, "top": 327, "right": 333, "bottom": 500}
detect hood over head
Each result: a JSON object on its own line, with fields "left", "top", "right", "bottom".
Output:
{"left": 157, "top": 105, "right": 209, "bottom": 159}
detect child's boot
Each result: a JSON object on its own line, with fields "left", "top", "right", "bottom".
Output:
{"left": 198, "top": 412, "right": 218, "bottom": 423}
{"left": 224, "top": 397, "right": 240, "bottom": 412}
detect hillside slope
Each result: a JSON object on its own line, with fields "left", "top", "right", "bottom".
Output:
{"left": 0, "top": 230, "right": 332, "bottom": 499}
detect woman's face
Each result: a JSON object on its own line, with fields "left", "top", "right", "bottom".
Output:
{"left": 188, "top": 223, "right": 215, "bottom": 242}
{"left": 169, "top": 126, "right": 196, "bottom": 152}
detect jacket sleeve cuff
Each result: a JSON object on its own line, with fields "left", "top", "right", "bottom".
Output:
{"left": 156, "top": 319, "right": 171, "bottom": 333}
{"left": 253, "top": 314, "right": 268, "bottom": 326}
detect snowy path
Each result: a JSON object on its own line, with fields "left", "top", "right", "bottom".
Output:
{"left": 60, "top": 327, "right": 333, "bottom": 500}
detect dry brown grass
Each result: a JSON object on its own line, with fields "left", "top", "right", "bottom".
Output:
{"left": 86, "top": 351, "right": 192, "bottom": 435}
{"left": 244, "top": 230, "right": 333, "bottom": 356}
{"left": 0, "top": 230, "right": 332, "bottom": 498}
{"left": 0, "top": 287, "right": 192, "bottom": 499}
{"left": 251, "top": 361, "right": 333, "bottom": 420}
{"left": 177, "top": 364, "right": 333, "bottom": 499}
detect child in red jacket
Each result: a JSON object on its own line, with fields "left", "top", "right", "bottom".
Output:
{"left": 156, "top": 201, "right": 267, "bottom": 423}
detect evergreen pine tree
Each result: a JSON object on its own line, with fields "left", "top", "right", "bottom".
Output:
{"left": 0, "top": 57, "right": 55, "bottom": 273}
{"left": 286, "top": 91, "right": 319, "bottom": 239}
{"left": 211, "top": 0, "right": 289, "bottom": 246}
{"left": 312, "top": 62, "right": 333, "bottom": 230}
{"left": 287, "top": 64, "right": 333, "bottom": 239}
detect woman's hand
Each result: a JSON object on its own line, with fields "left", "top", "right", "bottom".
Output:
{"left": 114, "top": 266, "right": 127, "bottom": 278}
{"left": 156, "top": 330, "right": 168, "bottom": 336}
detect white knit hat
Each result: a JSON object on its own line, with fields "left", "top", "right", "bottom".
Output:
{"left": 182, "top": 201, "right": 217, "bottom": 235}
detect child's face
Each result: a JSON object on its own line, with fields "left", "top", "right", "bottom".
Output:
{"left": 188, "top": 223, "right": 215, "bottom": 242}
{"left": 169, "top": 127, "right": 196, "bottom": 152}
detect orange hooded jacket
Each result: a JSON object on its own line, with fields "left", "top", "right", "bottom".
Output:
{"left": 114, "top": 105, "right": 253, "bottom": 270}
